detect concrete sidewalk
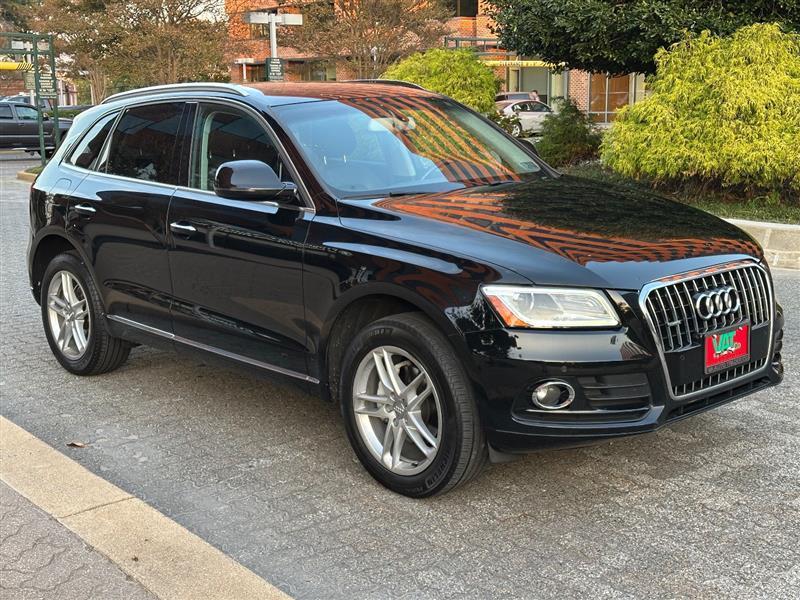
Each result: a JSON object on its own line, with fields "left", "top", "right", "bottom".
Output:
{"left": 727, "top": 218, "right": 800, "bottom": 270}
{"left": 0, "top": 482, "right": 155, "bottom": 600}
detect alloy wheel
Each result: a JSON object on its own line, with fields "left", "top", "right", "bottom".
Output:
{"left": 46, "top": 270, "right": 91, "bottom": 360}
{"left": 352, "top": 345, "right": 442, "bottom": 475}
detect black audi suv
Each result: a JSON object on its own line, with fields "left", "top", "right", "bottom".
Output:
{"left": 27, "top": 82, "right": 784, "bottom": 497}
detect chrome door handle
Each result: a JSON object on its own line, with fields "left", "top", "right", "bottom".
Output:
{"left": 73, "top": 204, "right": 96, "bottom": 214}
{"left": 170, "top": 222, "right": 197, "bottom": 234}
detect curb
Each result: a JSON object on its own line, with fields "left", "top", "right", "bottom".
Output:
{"left": 726, "top": 218, "right": 800, "bottom": 270}
{"left": 16, "top": 170, "right": 37, "bottom": 182}
{"left": 0, "top": 417, "right": 291, "bottom": 600}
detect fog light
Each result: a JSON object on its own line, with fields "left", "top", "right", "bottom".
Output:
{"left": 532, "top": 381, "right": 575, "bottom": 410}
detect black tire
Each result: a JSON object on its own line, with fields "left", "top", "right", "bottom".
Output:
{"left": 511, "top": 123, "right": 522, "bottom": 137}
{"left": 340, "top": 313, "right": 486, "bottom": 497}
{"left": 41, "top": 252, "right": 131, "bottom": 375}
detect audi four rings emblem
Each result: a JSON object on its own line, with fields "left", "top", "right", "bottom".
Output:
{"left": 694, "top": 286, "right": 741, "bottom": 320}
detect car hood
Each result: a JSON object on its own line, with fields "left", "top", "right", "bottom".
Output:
{"left": 337, "top": 175, "right": 763, "bottom": 291}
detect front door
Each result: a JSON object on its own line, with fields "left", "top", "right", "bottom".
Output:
{"left": 65, "top": 101, "right": 187, "bottom": 333}
{"left": 167, "top": 102, "right": 311, "bottom": 376}
{"left": 12, "top": 103, "right": 52, "bottom": 147}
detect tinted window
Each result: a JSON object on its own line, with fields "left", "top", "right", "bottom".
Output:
{"left": 276, "top": 96, "right": 541, "bottom": 197}
{"left": 190, "top": 104, "right": 290, "bottom": 191}
{"left": 67, "top": 112, "right": 118, "bottom": 170}
{"left": 0, "top": 105, "right": 11, "bottom": 119}
{"left": 106, "top": 102, "right": 184, "bottom": 184}
{"left": 14, "top": 105, "right": 38, "bottom": 120}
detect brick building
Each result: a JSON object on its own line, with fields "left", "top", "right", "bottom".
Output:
{"left": 224, "top": 0, "right": 645, "bottom": 122}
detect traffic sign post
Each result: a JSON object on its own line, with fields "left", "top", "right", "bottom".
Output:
{"left": 245, "top": 11, "right": 303, "bottom": 81}
{"left": 1, "top": 32, "right": 62, "bottom": 166}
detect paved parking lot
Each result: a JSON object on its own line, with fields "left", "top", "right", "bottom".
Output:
{"left": 1, "top": 156, "right": 799, "bottom": 599}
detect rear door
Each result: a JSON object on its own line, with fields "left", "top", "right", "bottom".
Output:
{"left": 64, "top": 101, "right": 188, "bottom": 333}
{"left": 166, "top": 101, "right": 311, "bottom": 376}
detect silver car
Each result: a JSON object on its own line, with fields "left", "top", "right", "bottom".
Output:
{"left": 497, "top": 99, "right": 553, "bottom": 136}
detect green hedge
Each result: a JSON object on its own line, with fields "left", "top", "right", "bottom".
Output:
{"left": 601, "top": 24, "right": 800, "bottom": 201}
{"left": 383, "top": 49, "right": 499, "bottom": 113}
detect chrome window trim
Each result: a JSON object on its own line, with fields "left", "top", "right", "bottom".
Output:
{"left": 106, "top": 314, "right": 319, "bottom": 384}
{"left": 638, "top": 259, "right": 774, "bottom": 402}
{"left": 59, "top": 95, "right": 315, "bottom": 214}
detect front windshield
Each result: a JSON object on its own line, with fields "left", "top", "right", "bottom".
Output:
{"left": 274, "top": 96, "right": 542, "bottom": 198}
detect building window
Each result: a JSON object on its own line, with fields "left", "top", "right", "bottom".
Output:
{"left": 588, "top": 73, "right": 632, "bottom": 123}
{"left": 245, "top": 64, "right": 267, "bottom": 82}
{"left": 447, "top": 0, "right": 478, "bottom": 18}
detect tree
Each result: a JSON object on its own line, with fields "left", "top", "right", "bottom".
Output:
{"left": 1, "top": 0, "right": 32, "bottom": 31}
{"left": 30, "top": 0, "right": 229, "bottom": 101}
{"left": 284, "top": 0, "right": 451, "bottom": 79}
{"left": 486, "top": 0, "right": 800, "bottom": 75}
{"left": 383, "top": 49, "right": 500, "bottom": 112}
{"left": 601, "top": 24, "right": 800, "bottom": 200}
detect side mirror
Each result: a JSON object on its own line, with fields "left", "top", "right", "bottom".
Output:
{"left": 214, "top": 160, "right": 297, "bottom": 201}
{"left": 42, "top": 113, "right": 50, "bottom": 121}
{"left": 519, "top": 138, "right": 540, "bottom": 157}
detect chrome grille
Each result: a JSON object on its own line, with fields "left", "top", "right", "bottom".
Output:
{"left": 641, "top": 262, "right": 773, "bottom": 399}
{"left": 643, "top": 264, "right": 771, "bottom": 353}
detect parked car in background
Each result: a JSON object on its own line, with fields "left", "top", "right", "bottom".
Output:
{"left": 2, "top": 94, "right": 56, "bottom": 111}
{"left": 497, "top": 99, "right": 553, "bottom": 136}
{"left": 27, "top": 82, "right": 783, "bottom": 498}
{"left": 495, "top": 92, "right": 539, "bottom": 103}
{"left": 0, "top": 101, "right": 72, "bottom": 155}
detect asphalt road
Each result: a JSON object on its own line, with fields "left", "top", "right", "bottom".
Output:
{"left": 1, "top": 156, "right": 799, "bottom": 599}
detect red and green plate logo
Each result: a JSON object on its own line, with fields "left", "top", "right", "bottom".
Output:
{"left": 704, "top": 323, "right": 750, "bottom": 373}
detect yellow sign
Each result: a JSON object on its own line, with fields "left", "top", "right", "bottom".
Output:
{"left": 0, "top": 61, "right": 34, "bottom": 71}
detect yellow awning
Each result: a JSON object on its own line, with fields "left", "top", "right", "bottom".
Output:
{"left": 483, "top": 59, "right": 551, "bottom": 68}
{"left": 0, "top": 62, "right": 33, "bottom": 71}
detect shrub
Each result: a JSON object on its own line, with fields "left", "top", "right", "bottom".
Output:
{"left": 534, "top": 98, "right": 601, "bottom": 166}
{"left": 487, "top": 110, "right": 521, "bottom": 135}
{"left": 382, "top": 48, "right": 500, "bottom": 113}
{"left": 601, "top": 23, "right": 800, "bottom": 201}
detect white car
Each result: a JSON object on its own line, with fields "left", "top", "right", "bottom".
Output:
{"left": 497, "top": 99, "right": 553, "bottom": 136}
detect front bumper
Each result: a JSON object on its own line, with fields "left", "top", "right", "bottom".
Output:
{"left": 468, "top": 296, "right": 785, "bottom": 453}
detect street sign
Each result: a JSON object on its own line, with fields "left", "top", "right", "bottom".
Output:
{"left": 37, "top": 73, "right": 57, "bottom": 98}
{"left": 267, "top": 58, "right": 284, "bottom": 81}
{"left": 23, "top": 70, "right": 35, "bottom": 89}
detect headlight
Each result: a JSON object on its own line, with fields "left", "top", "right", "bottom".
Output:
{"left": 482, "top": 285, "right": 620, "bottom": 328}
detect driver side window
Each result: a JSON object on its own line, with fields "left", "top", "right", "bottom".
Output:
{"left": 190, "top": 104, "right": 292, "bottom": 191}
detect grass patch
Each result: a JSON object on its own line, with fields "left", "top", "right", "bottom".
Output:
{"left": 25, "top": 166, "right": 43, "bottom": 175}
{"left": 563, "top": 162, "right": 800, "bottom": 224}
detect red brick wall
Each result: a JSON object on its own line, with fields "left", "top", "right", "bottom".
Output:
{"left": 568, "top": 69, "right": 589, "bottom": 111}
{"left": 0, "top": 76, "right": 25, "bottom": 97}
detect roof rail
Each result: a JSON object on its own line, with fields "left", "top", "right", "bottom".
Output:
{"left": 342, "top": 79, "right": 427, "bottom": 90}
{"left": 101, "top": 83, "right": 249, "bottom": 105}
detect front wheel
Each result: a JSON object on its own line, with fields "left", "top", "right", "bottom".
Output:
{"left": 340, "top": 313, "right": 486, "bottom": 497}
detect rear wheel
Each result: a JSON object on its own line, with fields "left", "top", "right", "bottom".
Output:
{"left": 41, "top": 253, "right": 131, "bottom": 375}
{"left": 340, "top": 313, "right": 486, "bottom": 497}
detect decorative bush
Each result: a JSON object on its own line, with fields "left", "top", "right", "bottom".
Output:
{"left": 383, "top": 48, "right": 500, "bottom": 113}
{"left": 601, "top": 23, "right": 800, "bottom": 200}
{"left": 487, "top": 110, "right": 521, "bottom": 135}
{"left": 535, "top": 98, "right": 602, "bottom": 166}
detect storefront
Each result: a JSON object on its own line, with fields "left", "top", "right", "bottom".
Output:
{"left": 484, "top": 59, "right": 567, "bottom": 106}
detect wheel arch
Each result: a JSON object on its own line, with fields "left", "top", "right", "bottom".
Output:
{"left": 30, "top": 231, "right": 92, "bottom": 304}
{"left": 318, "top": 282, "right": 472, "bottom": 404}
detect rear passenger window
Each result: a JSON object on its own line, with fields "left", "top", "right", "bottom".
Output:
{"left": 106, "top": 102, "right": 184, "bottom": 184}
{"left": 67, "top": 112, "right": 118, "bottom": 170}
{"left": 0, "top": 105, "right": 12, "bottom": 119}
